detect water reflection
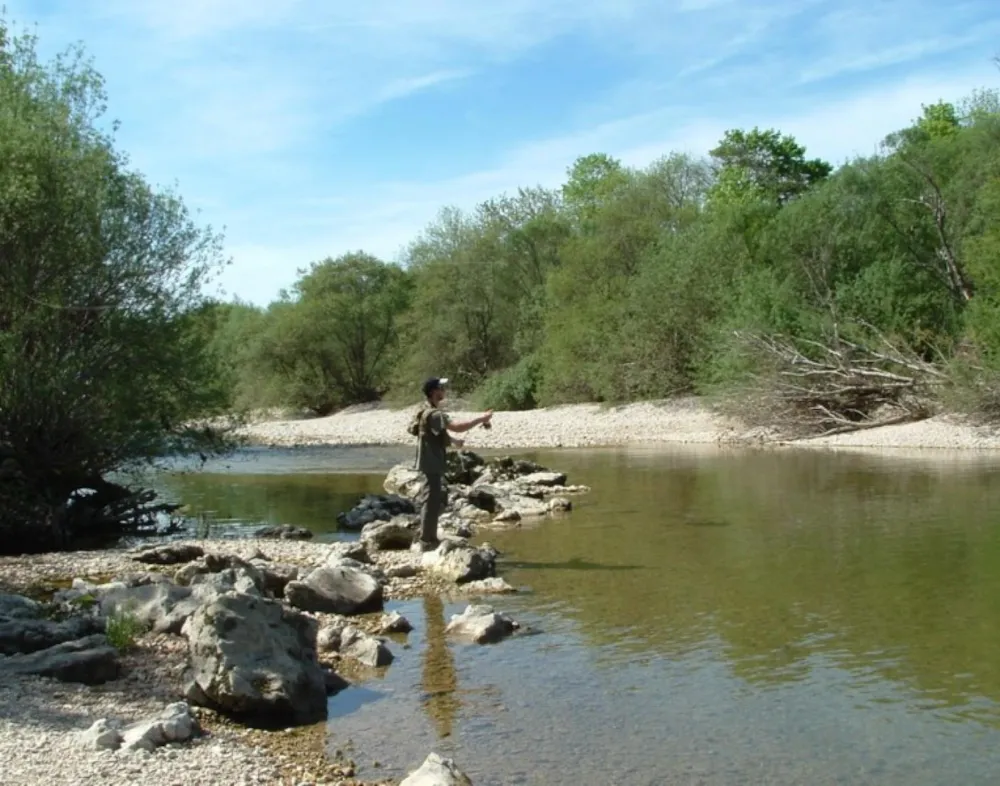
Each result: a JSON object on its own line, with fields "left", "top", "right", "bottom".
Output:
{"left": 420, "top": 595, "right": 460, "bottom": 739}
{"left": 154, "top": 444, "right": 1000, "bottom": 783}
{"left": 152, "top": 471, "right": 390, "bottom": 538}
{"left": 485, "top": 447, "right": 1000, "bottom": 724}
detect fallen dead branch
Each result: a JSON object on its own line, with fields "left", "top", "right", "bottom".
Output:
{"left": 730, "top": 327, "right": 948, "bottom": 439}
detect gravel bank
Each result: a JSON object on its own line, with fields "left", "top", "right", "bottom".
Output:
{"left": 0, "top": 536, "right": 501, "bottom": 786}
{"left": 0, "top": 630, "right": 287, "bottom": 786}
{"left": 242, "top": 399, "right": 1000, "bottom": 451}
{"left": 792, "top": 414, "right": 1000, "bottom": 450}
{"left": 242, "top": 397, "right": 741, "bottom": 449}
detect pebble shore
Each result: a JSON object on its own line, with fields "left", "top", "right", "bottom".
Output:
{"left": 0, "top": 538, "right": 453, "bottom": 786}
{"left": 241, "top": 397, "right": 1000, "bottom": 452}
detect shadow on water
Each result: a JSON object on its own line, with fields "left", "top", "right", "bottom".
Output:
{"left": 501, "top": 557, "right": 643, "bottom": 572}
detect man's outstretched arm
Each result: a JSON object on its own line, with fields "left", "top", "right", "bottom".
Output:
{"left": 447, "top": 411, "right": 493, "bottom": 433}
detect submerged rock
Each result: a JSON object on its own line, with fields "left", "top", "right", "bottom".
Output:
{"left": 378, "top": 611, "right": 413, "bottom": 634}
{"left": 518, "top": 471, "right": 567, "bottom": 487}
{"left": 462, "top": 577, "right": 516, "bottom": 595}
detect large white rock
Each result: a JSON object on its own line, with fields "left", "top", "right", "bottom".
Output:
{"left": 284, "top": 565, "right": 383, "bottom": 615}
{"left": 421, "top": 541, "right": 495, "bottom": 584}
{"left": 445, "top": 604, "right": 519, "bottom": 645}
{"left": 182, "top": 593, "right": 327, "bottom": 725}
{"left": 400, "top": 752, "right": 473, "bottom": 786}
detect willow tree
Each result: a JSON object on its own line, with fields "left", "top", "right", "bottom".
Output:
{"left": 0, "top": 23, "right": 227, "bottom": 553}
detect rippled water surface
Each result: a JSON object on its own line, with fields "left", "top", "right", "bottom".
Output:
{"left": 158, "top": 445, "right": 1000, "bottom": 784}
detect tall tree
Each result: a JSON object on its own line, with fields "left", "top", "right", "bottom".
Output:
{"left": 0, "top": 23, "right": 226, "bottom": 551}
{"left": 561, "top": 153, "right": 630, "bottom": 227}
{"left": 709, "top": 127, "right": 832, "bottom": 207}
{"left": 247, "top": 253, "right": 412, "bottom": 414}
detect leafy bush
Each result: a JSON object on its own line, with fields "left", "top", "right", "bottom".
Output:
{"left": 473, "top": 355, "right": 543, "bottom": 411}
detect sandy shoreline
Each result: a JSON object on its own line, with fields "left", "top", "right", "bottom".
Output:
{"left": 240, "top": 397, "right": 1000, "bottom": 452}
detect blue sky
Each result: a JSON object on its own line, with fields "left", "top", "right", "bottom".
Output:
{"left": 6, "top": 0, "right": 1000, "bottom": 305}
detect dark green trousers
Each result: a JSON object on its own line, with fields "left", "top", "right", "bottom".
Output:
{"left": 419, "top": 473, "right": 445, "bottom": 543}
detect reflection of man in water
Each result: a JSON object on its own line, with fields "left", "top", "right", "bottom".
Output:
{"left": 421, "top": 594, "right": 459, "bottom": 738}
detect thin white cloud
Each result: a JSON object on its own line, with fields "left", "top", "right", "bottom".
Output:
{"left": 376, "top": 69, "right": 474, "bottom": 103}
{"left": 5, "top": 0, "right": 999, "bottom": 307}
{"left": 800, "top": 29, "right": 1000, "bottom": 84}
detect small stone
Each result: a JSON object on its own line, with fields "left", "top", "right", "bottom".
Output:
{"left": 78, "top": 718, "right": 124, "bottom": 751}
{"left": 378, "top": 611, "right": 413, "bottom": 634}
{"left": 462, "top": 577, "right": 516, "bottom": 595}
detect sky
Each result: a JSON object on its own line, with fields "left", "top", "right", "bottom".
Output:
{"left": 6, "top": 0, "right": 1000, "bottom": 305}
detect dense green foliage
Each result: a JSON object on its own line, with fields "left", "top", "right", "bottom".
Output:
{"left": 0, "top": 22, "right": 228, "bottom": 552}
{"left": 220, "top": 85, "right": 1000, "bottom": 420}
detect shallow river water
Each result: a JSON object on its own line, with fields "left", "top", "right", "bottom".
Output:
{"left": 158, "top": 445, "right": 1000, "bottom": 785}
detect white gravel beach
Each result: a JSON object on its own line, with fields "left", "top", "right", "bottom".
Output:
{"left": 240, "top": 398, "right": 1000, "bottom": 452}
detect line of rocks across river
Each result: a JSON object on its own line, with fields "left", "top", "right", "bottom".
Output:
{"left": 0, "top": 450, "right": 587, "bottom": 785}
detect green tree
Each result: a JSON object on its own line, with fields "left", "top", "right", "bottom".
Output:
{"left": 561, "top": 153, "right": 630, "bottom": 227}
{"left": 709, "top": 127, "right": 832, "bottom": 208}
{"left": 247, "top": 253, "right": 412, "bottom": 414}
{"left": 541, "top": 154, "right": 712, "bottom": 402}
{"left": 394, "top": 205, "right": 527, "bottom": 395}
{"left": 0, "top": 23, "right": 227, "bottom": 552}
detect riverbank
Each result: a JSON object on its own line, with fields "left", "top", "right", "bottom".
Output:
{"left": 0, "top": 455, "right": 574, "bottom": 786}
{"left": 241, "top": 397, "right": 1000, "bottom": 451}
{"left": 0, "top": 538, "right": 409, "bottom": 786}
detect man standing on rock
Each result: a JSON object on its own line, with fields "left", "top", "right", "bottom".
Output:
{"left": 414, "top": 377, "right": 492, "bottom": 551}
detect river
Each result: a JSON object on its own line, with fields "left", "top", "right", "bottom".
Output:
{"left": 156, "top": 444, "right": 1000, "bottom": 785}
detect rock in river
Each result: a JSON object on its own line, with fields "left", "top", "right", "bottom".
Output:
{"left": 337, "top": 493, "right": 415, "bottom": 531}
{"left": 445, "top": 605, "right": 519, "bottom": 644}
{"left": 254, "top": 524, "right": 314, "bottom": 540}
{"left": 284, "top": 565, "right": 384, "bottom": 615}
{"left": 422, "top": 541, "right": 497, "bottom": 584}
{"left": 339, "top": 625, "right": 394, "bottom": 668}
{"left": 182, "top": 593, "right": 327, "bottom": 725}
{"left": 400, "top": 752, "right": 474, "bottom": 786}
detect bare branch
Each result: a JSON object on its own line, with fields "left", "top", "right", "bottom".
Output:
{"left": 726, "top": 325, "right": 945, "bottom": 438}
